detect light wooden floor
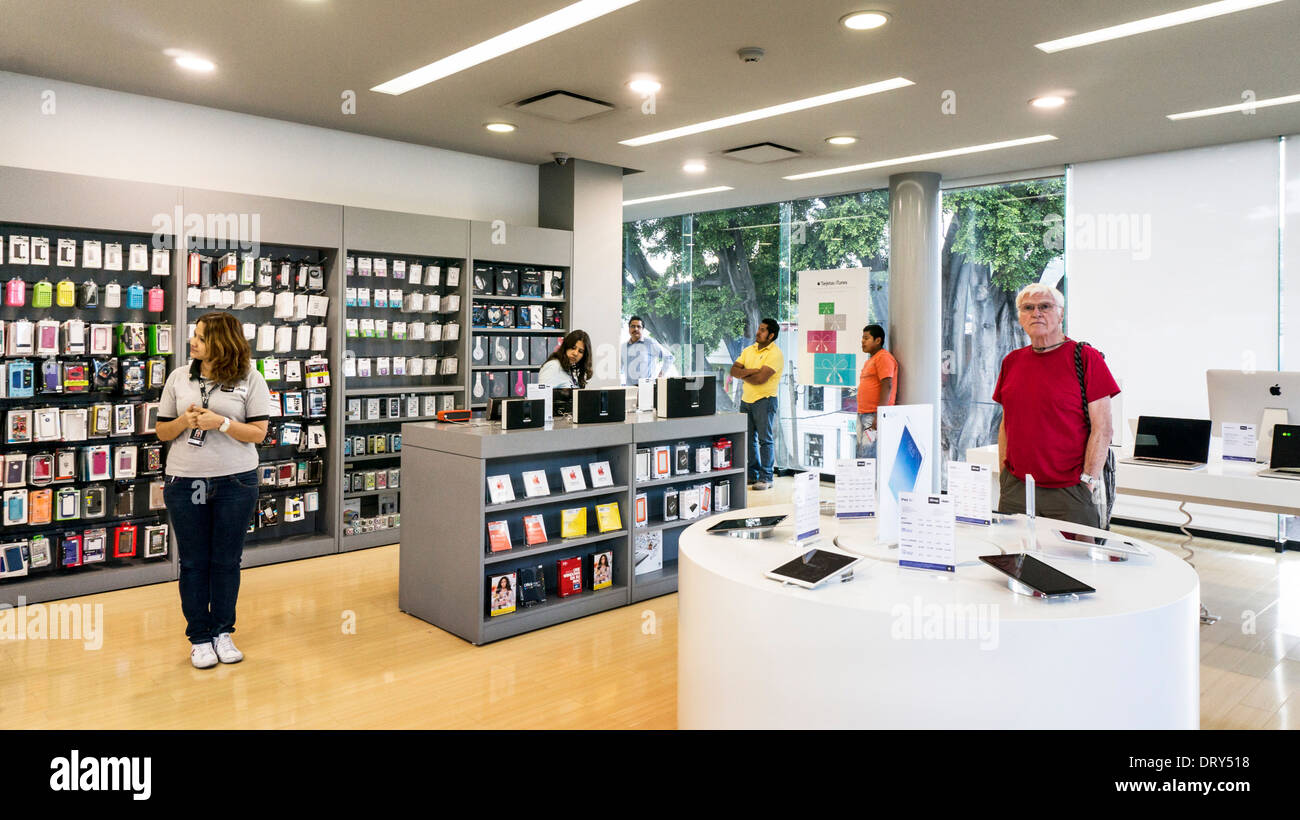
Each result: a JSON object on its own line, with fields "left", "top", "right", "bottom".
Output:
{"left": 1, "top": 480, "right": 1297, "bottom": 729}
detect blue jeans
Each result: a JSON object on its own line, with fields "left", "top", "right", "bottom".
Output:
{"left": 856, "top": 412, "right": 878, "bottom": 458}
{"left": 165, "top": 470, "right": 260, "bottom": 644}
{"left": 741, "top": 396, "right": 778, "bottom": 483}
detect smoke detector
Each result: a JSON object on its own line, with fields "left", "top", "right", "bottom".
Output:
{"left": 737, "top": 47, "right": 765, "bottom": 63}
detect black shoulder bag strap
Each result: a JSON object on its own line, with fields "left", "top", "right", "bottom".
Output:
{"left": 1074, "top": 341, "right": 1116, "bottom": 528}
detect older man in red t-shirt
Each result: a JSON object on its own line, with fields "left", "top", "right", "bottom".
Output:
{"left": 993, "top": 283, "right": 1119, "bottom": 528}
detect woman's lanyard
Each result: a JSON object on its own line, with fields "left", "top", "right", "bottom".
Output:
{"left": 188, "top": 378, "right": 217, "bottom": 446}
{"left": 198, "top": 378, "right": 216, "bottom": 409}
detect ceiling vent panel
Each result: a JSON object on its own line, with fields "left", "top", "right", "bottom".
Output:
{"left": 722, "top": 142, "right": 802, "bottom": 163}
{"left": 513, "top": 90, "right": 615, "bottom": 123}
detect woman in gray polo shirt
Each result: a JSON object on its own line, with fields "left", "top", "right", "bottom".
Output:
{"left": 156, "top": 312, "right": 271, "bottom": 669}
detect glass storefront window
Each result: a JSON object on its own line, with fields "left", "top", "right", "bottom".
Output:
{"left": 940, "top": 177, "right": 1066, "bottom": 477}
{"left": 623, "top": 176, "right": 1064, "bottom": 481}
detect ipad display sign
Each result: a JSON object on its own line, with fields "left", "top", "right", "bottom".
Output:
{"left": 876, "top": 404, "right": 935, "bottom": 545}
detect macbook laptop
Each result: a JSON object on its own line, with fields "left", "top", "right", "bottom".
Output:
{"left": 1258, "top": 424, "right": 1300, "bottom": 480}
{"left": 1119, "top": 416, "right": 1212, "bottom": 470}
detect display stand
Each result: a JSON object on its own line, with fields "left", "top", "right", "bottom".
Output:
{"left": 466, "top": 221, "right": 571, "bottom": 412}
{"left": 626, "top": 414, "right": 748, "bottom": 602}
{"left": 399, "top": 413, "right": 747, "bottom": 644}
{"left": 0, "top": 164, "right": 578, "bottom": 602}
{"left": 339, "top": 208, "right": 468, "bottom": 552}
{"left": 180, "top": 189, "right": 341, "bottom": 569}
{"left": 0, "top": 168, "right": 181, "bottom": 605}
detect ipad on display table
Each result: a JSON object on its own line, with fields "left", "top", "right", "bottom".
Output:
{"left": 707, "top": 515, "right": 786, "bottom": 534}
{"left": 1054, "top": 530, "right": 1150, "bottom": 557}
{"left": 980, "top": 553, "right": 1095, "bottom": 597}
{"left": 765, "top": 548, "right": 860, "bottom": 589}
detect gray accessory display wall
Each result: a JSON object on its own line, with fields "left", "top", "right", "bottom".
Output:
{"left": 0, "top": 164, "right": 574, "bottom": 605}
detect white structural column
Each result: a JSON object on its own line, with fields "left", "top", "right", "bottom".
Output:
{"left": 888, "top": 172, "right": 943, "bottom": 491}
{"left": 539, "top": 159, "right": 625, "bottom": 386}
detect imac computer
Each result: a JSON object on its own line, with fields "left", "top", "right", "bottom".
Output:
{"left": 1206, "top": 370, "right": 1300, "bottom": 461}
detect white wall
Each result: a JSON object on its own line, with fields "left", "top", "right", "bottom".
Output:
{"left": 1069, "top": 139, "right": 1282, "bottom": 538}
{"left": 0, "top": 71, "right": 537, "bottom": 225}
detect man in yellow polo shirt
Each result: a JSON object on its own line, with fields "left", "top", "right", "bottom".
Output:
{"left": 730, "top": 318, "right": 784, "bottom": 490}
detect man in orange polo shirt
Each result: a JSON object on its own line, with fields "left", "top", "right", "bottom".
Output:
{"left": 857, "top": 324, "right": 897, "bottom": 458}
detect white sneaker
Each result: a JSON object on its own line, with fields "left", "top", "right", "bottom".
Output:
{"left": 213, "top": 632, "right": 243, "bottom": 664}
{"left": 190, "top": 641, "right": 218, "bottom": 669}
{"left": 751, "top": 481, "right": 770, "bottom": 491}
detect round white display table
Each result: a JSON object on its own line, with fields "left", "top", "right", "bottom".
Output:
{"left": 678, "top": 506, "right": 1199, "bottom": 729}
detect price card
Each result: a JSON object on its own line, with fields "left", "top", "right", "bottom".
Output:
{"left": 1222, "top": 423, "right": 1257, "bottom": 462}
{"left": 947, "top": 461, "right": 993, "bottom": 525}
{"left": 898, "top": 492, "right": 956, "bottom": 572}
{"left": 792, "top": 470, "right": 820, "bottom": 542}
{"left": 834, "top": 458, "right": 875, "bottom": 518}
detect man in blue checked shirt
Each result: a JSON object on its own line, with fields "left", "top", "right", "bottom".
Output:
{"left": 621, "top": 316, "right": 676, "bottom": 385}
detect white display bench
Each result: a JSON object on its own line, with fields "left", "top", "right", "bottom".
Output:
{"left": 677, "top": 505, "right": 1199, "bottom": 729}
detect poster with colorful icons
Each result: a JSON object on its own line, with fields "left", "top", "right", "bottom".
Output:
{"left": 797, "top": 268, "right": 871, "bottom": 387}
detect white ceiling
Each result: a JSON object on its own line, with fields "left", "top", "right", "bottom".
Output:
{"left": 3, "top": 0, "right": 1299, "bottom": 220}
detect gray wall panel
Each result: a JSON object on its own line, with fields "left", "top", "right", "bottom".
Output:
{"left": 343, "top": 207, "right": 469, "bottom": 258}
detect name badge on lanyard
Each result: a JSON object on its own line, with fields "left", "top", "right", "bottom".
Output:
{"left": 187, "top": 380, "right": 217, "bottom": 447}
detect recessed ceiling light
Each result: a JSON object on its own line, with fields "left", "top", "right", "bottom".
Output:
{"left": 628, "top": 78, "right": 661, "bottom": 95}
{"left": 623, "top": 186, "right": 733, "bottom": 206}
{"left": 1030, "top": 96, "right": 1067, "bottom": 109}
{"left": 826, "top": 136, "right": 858, "bottom": 145}
{"left": 484, "top": 122, "right": 516, "bottom": 133}
{"left": 783, "top": 135, "right": 1057, "bottom": 181}
{"left": 1035, "top": 0, "right": 1283, "bottom": 53}
{"left": 841, "top": 11, "right": 890, "bottom": 30}
{"left": 683, "top": 161, "right": 707, "bottom": 173}
{"left": 372, "top": 0, "right": 641, "bottom": 94}
{"left": 620, "top": 77, "right": 913, "bottom": 147}
{"left": 169, "top": 52, "right": 215, "bottom": 72}
{"left": 1168, "top": 91, "right": 1300, "bottom": 120}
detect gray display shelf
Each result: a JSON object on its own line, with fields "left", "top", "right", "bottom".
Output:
{"left": 241, "top": 533, "right": 338, "bottom": 569}
{"left": 466, "top": 220, "right": 572, "bottom": 415}
{"left": 398, "top": 413, "right": 746, "bottom": 643}
{"left": 341, "top": 528, "right": 400, "bottom": 552}
{"left": 627, "top": 412, "right": 748, "bottom": 603}
{"left": 0, "top": 165, "right": 184, "bottom": 606}
{"left": 346, "top": 385, "right": 464, "bottom": 396}
{"left": 0, "top": 164, "right": 580, "bottom": 604}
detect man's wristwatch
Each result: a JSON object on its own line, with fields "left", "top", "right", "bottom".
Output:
{"left": 218, "top": 416, "right": 232, "bottom": 434}
{"left": 1080, "top": 472, "right": 1098, "bottom": 489}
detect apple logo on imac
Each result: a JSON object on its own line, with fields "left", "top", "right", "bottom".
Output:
{"left": 1271, "top": 384, "right": 1282, "bottom": 397}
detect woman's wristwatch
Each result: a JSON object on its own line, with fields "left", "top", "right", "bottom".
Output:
{"left": 218, "top": 416, "right": 232, "bottom": 434}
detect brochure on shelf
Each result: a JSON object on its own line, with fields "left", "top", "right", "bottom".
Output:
{"left": 521, "top": 469, "right": 550, "bottom": 498}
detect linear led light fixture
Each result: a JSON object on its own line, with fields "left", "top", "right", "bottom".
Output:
{"left": 623, "top": 186, "right": 734, "bottom": 206}
{"left": 1035, "top": 0, "right": 1284, "bottom": 53}
{"left": 619, "top": 77, "right": 913, "bottom": 147}
{"left": 783, "top": 135, "right": 1058, "bottom": 181}
{"left": 372, "top": 0, "right": 641, "bottom": 95}
{"left": 1168, "top": 91, "right": 1300, "bottom": 119}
